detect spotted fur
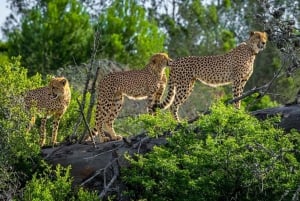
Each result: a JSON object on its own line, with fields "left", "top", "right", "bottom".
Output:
{"left": 155, "top": 31, "right": 267, "bottom": 121}
{"left": 91, "top": 53, "right": 172, "bottom": 143}
{"left": 25, "top": 77, "right": 71, "bottom": 146}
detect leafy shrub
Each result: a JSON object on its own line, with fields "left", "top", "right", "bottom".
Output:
{"left": 22, "top": 163, "right": 98, "bottom": 201}
{"left": 0, "top": 57, "right": 45, "bottom": 199}
{"left": 242, "top": 93, "right": 278, "bottom": 111}
{"left": 52, "top": 88, "right": 89, "bottom": 143}
{"left": 0, "top": 57, "right": 45, "bottom": 157}
{"left": 120, "top": 110, "right": 178, "bottom": 138}
{"left": 122, "top": 103, "right": 300, "bottom": 201}
{"left": 0, "top": 57, "right": 89, "bottom": 146}
{"left": 0, "top": 57, "right": 98, "bottom": 200}
{"left": 23, "top": 164, "right": 73, "bottom": 201}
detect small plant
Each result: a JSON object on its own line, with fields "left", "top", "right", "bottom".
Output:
{"left": 23, "top": 163, "right": 99, "bottom": 201}
{"left": 125, "top": 110, "right": 178, "bottom": 138}
{"left": 242, "top": 93, "right": 278, "bottom": 111}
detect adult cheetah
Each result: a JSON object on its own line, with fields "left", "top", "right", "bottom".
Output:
{"left": 91, "top": 53, "right": 172, "bottom": 143}
{"left": 25, "top": 77, "right": 71, "bottom": 146}
{"left": 154, "top": 31, "right": 267, "bottom": 121}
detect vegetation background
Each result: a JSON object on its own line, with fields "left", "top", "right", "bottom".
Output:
{"left": 0, "top": 0, "right": 300, "bottom": 200}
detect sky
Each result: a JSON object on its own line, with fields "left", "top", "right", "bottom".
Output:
{"left": 0, "top": 0, "right": 11, "bottom": 40}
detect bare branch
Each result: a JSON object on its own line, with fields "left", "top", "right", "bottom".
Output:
{"left": 99, "top": 152, "right": 120, "bottom": 199}
{"left": 228, "top": 63, "right": 285, "bottom": 107}
{"left": 292, "top": 184, "right": 300, "bottom": 201}
{"left": 76, "top": 98, "right": 96, "bottom": 147}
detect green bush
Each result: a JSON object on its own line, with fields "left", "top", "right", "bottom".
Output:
{"left": 242, "top": 93, "right": 278, "bottom": 111}
{"left": 120, "top": 110, "right": 178, "bottom": 138}
{"left": 0, "top": 57, "right": 98, "bottom": 200}
{"left": 0, "top": 57, "right": 43, "bottom": 198}
{"left": 122, "top": 103, "right": 300, "bottom": 201}
{"left": 22, "top": 163, "right": 98, "bottom": 201}
{"left": 0, "top": 57, "right": 42, "bottom": 162}
{"left": 0, "top": 57, "right": 89, "bottom": 146}
{"left": 49, "top": 88, "right": 86, "bottom": 143}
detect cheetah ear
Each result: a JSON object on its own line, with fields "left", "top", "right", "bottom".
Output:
{"left": 60, "top": 78, "right": 67, "bottom": 86}
{"left": 49, "top": 77, "right": 55, "bottom": 86}
{"left": 263, "top": 32, "right": 268, "bottom": 39}
{"left": 151, "top": 55, "right": 157, "bottom": 65}
{"left": 250, "top": 31, "right": 255, "bottom": 36}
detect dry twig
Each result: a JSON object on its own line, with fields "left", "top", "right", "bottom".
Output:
{"left": 76, "top": 98, "right": 96, "bottom": 147}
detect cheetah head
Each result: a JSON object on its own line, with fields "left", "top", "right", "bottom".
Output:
{"left": 49, "top": 77, "right": 69, "bottom": 99}
{"left": 247, "top": 31, "right": 268, "bottom": 54}
{"left": 150, "top": 53, "right": 173, "bottom": 68}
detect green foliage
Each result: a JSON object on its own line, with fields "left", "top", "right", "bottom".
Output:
{"left": 23, "top": 164, "right": 72, "bottom": 201}
{"left": 7, "top": 0, "right": 93, "bottom": 75}
{"left": 163, "top": 0, "right": 237, "bottom": 57}
{"left": 56, "top": 90, "right": 94, "bottom": 143}
{"left": 242, "top": 93, "right": 279, "bottom": 111}
{"left": 220, "top": 30, "right": 236, "bottom": 51}
{"left": 274, "top": 70, "right": 300, "bottom": 103}
{"left": 23, "top": 163, "right": 98, "bottom": 201}
{"left": 0, "top": 57, "right": 43, "bottom": 197}
{"left": 125, "top": 110, "right": 178, "bottom": 138}
{"left": 0, "top": 41, "right": 9, "bottom": 64}
{"left": 97, "top": 0, "right": 165, "bottom": 68}
{"left": 0, "top": 57, "right": 97, "bottom": 200}
{"left": 75, "top": 188, "right": 99, "bottom": 201}
{"left": 0, "top": 57, "right": 42, "bottom": 160}
{"left": 123, "top": 103, "right": 300, "bottom": 201}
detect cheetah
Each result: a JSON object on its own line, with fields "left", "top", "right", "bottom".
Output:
{"left": 154, "top": 31, "right": 267, "bottom": 121}
{"left": 25, "top": 77, "right": 71, "bottom": 146}
{"left": 91, "top": 53, "right": 172, "bottom": 143}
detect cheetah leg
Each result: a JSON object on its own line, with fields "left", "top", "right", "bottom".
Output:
{"left": 169, "top": 104, "right": 180, "bottom": 122}
{"left": 104, "top": 94, "right": 123, "bottom": 141}
{"left": 149, "top": 75, "right": 167, "bottom": 115}
{"left": 91, "top": 100, "right": 110, "bottom": 143}
{"left": 39, "top": 117, "right": 47, "bottom": 146}
{"left": 147, "top": 88, "right": 160, "bottom": 115}
{"left": 51, "top": 114, "right": 62, "bottom": 146}
{"left": 152, "top": 76, "right": 176, "bottom": 111}
{"left": 232, "top": 79, "right": 247, "bottom": 109}
{"left": 170, "top": 80, "right": 195, "bottom": 121}
{"left": 147, "top": 94, "right": 156, "bottom": 115}
{"left": 155, "top": 74, "right": 167, "bottom": 104}
{"left": 26, "top": 115, "right": 36, "bottom": 132}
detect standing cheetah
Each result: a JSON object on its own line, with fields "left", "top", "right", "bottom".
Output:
{"left": 25, "top": 77, "right": 71, "bottom": 146}
{"left": 91, "top": 53, "right": 172, "bottom": 143}
{"left": 154, "top": 31, "right": 267, "bottom": 121}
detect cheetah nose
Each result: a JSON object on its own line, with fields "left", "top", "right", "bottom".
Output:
{"left": 167, "top": 59, "right": 173, "bottom": 66}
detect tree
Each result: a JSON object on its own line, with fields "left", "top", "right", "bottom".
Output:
{"left": 143, "top": 0, "right": 237, "bottom": 58}
{"left": 96, "top": 0, "right": 165, "bottom": 68}
{"left": 6, "top": 0, "right": 93, "bottom": 75}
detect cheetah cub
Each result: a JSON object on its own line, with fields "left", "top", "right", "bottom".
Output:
{"left": 154, "top": 31, "right": 267, "bottom": 121}
{"left": 25, "top": 77, "right": 71, "bottom": 146}
{"left": 91, "top": 53, "right": 172, "bottom": 143}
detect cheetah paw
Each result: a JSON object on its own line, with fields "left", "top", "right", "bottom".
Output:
{"left": 110, "top": 135, "right": 123, "bottom": 141}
